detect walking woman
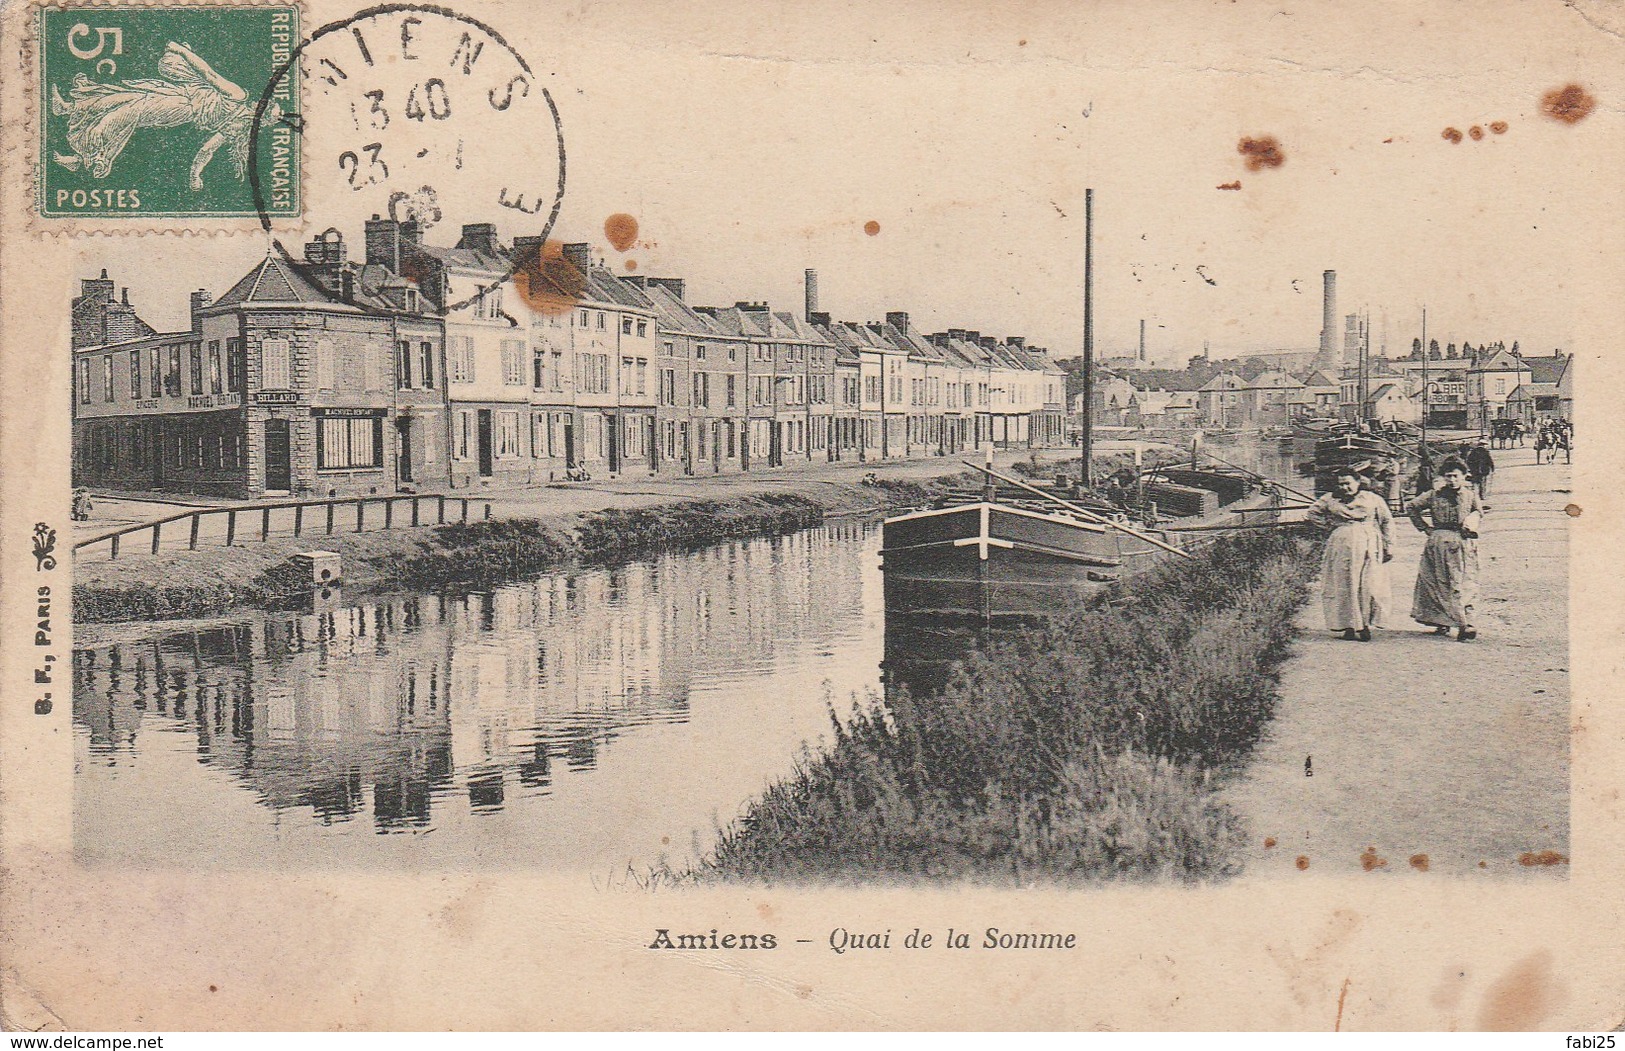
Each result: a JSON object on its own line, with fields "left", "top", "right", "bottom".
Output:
{"left": 1306, "top": 467, "right": 1393, "bottom": 641}
{"left": 1405, "top": 457, "right": 1484, "bottom": 641}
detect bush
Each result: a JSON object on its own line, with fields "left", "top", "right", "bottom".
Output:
{"left": 692, "top": 533, "right": 1316, "bottom": 885}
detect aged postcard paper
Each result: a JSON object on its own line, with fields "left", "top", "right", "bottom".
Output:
{"left": 2, "top": 0, "right": 1622, "bottom": 1031}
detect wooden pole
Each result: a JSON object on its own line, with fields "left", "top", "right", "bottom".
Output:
{"left": 961, "top": 459, "right": 1193, "bottom": 559}
{"left": 1081, "top": 187, "right": 1095, "bottom": 487}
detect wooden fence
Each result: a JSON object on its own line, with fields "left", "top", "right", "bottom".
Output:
{"left": 75, "top": 494, "right": 494, "bottom": 560}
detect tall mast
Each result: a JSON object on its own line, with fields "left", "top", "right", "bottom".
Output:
{"left": 1080, "top": 188, "right": 1095, "bottom": 485}
{"left": 1420, "top": 306, "right": 1429, "bottom": 452}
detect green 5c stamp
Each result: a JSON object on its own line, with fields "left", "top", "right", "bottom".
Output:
{"left": 38, "top": 6, "right": 300, "bottom": 218}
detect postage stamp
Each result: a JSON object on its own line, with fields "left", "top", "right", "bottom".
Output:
{"left": 37, "top": 5, "right": 300, "bottom": 219}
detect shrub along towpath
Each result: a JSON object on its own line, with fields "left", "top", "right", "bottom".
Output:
{"left": 1219, "top": 448, "right": 1571, "bottom": 880}
{"left": 686, "top": 532, "right": 1320, "bottom": 885}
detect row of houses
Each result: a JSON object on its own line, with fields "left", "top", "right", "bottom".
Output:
{"left": 71, "top": 219, "right": 1065, "bottom": 498}
{"left": 1078, "top": 349, "right": 1572, "bottom": 431}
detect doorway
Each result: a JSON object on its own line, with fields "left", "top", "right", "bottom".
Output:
{"left": 264, "top": 419, "right": 291, "bottom": 492}
{"left": 476, "top": 409, "right": 494, "bottom": 477}
{"left": 396, "top": 419, "right": 414, "bottom": 484}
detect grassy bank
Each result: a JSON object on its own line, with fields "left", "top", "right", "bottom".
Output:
{"left": 74, "top": 478, "right": 948, "bottom": 624}
{"left": 686, "top": 532, "right": 1317, "bottom": 885}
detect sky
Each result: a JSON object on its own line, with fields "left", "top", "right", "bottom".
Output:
{"left": 88, "top": 0, "right": 1619, "bottom": 368}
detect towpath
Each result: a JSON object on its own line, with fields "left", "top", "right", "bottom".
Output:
{"left": 1222, "top": 447, "right": 1572, "bottom": 880}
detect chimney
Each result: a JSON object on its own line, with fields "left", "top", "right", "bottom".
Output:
{"left": 929, "top": 332, "right": 950, "bottom": 347}
{"left": 964, "top": 330, "right": 981, "bottom": 344}
{"left": 365, "top": 214, "right": 401, "bottom": 271}
{"left": 562, "top": 242, "right": 593, "bottom": 273}
{"left": 1319, "top": 269, "right": 1337, "bottom": 363}
{"left": 400, "top": 219, "right": 421, "bottom": 245}
{"left": 735, "top": 301, "right": 769, "bottom": 314}
{"left": 189, "top": 290, "right": 212, "bottom": 332}
{"left": 511, "top": 235, "right": 544, "bottom": 266}
{"left": 980, "top": 336, "right": 998, "bottom": 350}
{"left": 458, "top": 222, "right": 500, "bottom": 256}
{"left": 620, "top": 274, "right": 648, "bottom": 289}
{"left": 1139, "top": 319, "right": 1146, "bottom": 362}
{"left": 885, "top": 311, "right": 910, "bottom": 331}
{"left": 81, "top": 270, "right": 114, "bottom": 303}
{"left": 809, "top": 311, "right": 831, "bottom": 327}
{"left": 1007, "top": 336, "right": 1025, "bottom": 349}
{"left": 340, "top": 270, "right": 355, "bottom": 303}
{"left": 648, "top": 277, "right": 685, "bottom": 302}
{"left": 947, "top": 328, "right": 968, "bottom": 342}
{"left": 804, "top": 269, "right": 819, "bottom": 321}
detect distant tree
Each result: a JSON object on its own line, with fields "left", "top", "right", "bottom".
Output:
{"left": 1428, "top": 338, "right": 1441, "bottom": 360}
{"left": 1446, "top": 343, "right": 1459, "bottom": 359}
{"left": 1511, "top": 341, "right": 1520, "bottom": 356}
{"left": 1411, "top": 337, "right": 1422, "bottom": 360}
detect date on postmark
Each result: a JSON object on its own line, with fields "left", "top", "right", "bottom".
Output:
{"left": 37, "top": 5, "right": 300, "bottom": 219}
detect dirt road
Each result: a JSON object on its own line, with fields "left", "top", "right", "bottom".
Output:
{"left": 1223, "top": 447, "right": 1571, "bottom": 879}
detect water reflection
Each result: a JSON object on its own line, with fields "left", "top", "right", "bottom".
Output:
{"left": 75, "top": 522, "right": 880, "bottom": 869}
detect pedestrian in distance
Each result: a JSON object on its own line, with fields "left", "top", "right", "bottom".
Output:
{"left": 1465, "top": 441, "right": 1495, "bottom": 505}
{"left": 1306, "top": 467, "right": 1393, "bottom": 642}
{"left": 1405, "top": 457, "right": 1483, "bottom": 642}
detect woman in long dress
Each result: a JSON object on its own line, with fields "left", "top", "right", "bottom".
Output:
{"left": 50, "top": 41, "right": 281, "bottom": 190}
{"left": 1405, "top": 457, "right": 1484, "bottom": 641}
{"left": 1306, "top": 467, "right": 1393, "bottom": 641}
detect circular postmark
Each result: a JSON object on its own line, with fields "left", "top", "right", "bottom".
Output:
{"left": 249, "top": 4, "right": 565, "bottom": 309}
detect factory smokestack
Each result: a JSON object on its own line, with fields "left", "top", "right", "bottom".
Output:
{"left": 1139, "top": 319, "right": 1146, "bottom": 363}
{"left": 804, "top": 269, "right": 819, "bottom": 322}
{"left": 1319, "top": 270, "right": 1338, "bottom": 367}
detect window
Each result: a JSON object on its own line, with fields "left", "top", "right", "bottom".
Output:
{"left": 103, "top": 355, "right": 115, "bottom": 402}
{"left": 450, "top": 336, "right": 474, "bottom": 382}
{"left": 502, "top": 339, "right": 526, "bottom": 385}
{"left": 725, "top": 374, "right": 737, "bottom": 408}
{"left": 419, "top": 342, "right": 435, "bottom": 388}
{"left": 188, "top": 343, "right": 203, "bottom": 394}
{"left": 578, "top": 309, "right": 589, "bottom": 328}
{"left": 533, "top": 348, "right": 547, "bottom": 389}
{"left": 225, "top": 339, "right": 242, "bottom": 392}
{"left": 165, "top": 346, "right": 182, "bottom": 395}
{"left": 635, "top": 358, "right": 647, "bottom": 395}
{"left": 129, "top": 349, "right": 142, "bottom": 399}
{"left": 622, "top": 317, "right": 633, "bottom": 336}
{"left": 497, "top": 411, "right": 519, "bottom": 456}
{"left": 261, "top": 338, "right": 291, "bottom": 389}
{"left": 596, "top": 312, "right": 606, "bottom": 330}
{"left": 316, "top": 416, "right": 383, "bottom": 469}
{"left": 209, "top": 342, "right": 223, "bottom": 394}
{"left": 728, "top": 346, "right": 737, "bottom": 362}
{"left": 620, "top": 356, "right": 635, "bottom": 394}
{"left": 77, "top": 359, "right": 91, "bottom": 404}
{"left": 396, "top": 340, "right": 413, "bottom": 389}
{"left": 636, "top": 321, "right": 647, "bottom": 337}
{"left": 660, "top": 368, "right": 676, "bottom": 406}
{"left": 692, "top": 371, "right": 710, "bottom": 408}
{"left": 551, "top": 351, "right": 563, "bottom": 390}
{"left": 695, "top": 344, "right": 706, "bottom": 360}
{"left": 457, "top": 411, "right": 470, "bottom": 458}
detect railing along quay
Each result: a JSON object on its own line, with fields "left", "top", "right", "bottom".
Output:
{"left": 75, "top": 494, "right": 495, "bottom": 559}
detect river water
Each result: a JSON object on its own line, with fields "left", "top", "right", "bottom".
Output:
{"left": 74, "top": 522, "right": 885, "bottom": 873}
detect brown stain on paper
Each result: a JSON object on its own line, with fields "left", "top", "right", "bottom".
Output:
{"left": 1518, "top": 850, "right": 1568, "bottom": 867}
{"left": 1216, "top": 181, "right": 1242, "bottom": 191}
{"left": 1237, "top": 136, "right": 1284, "bottom": 171}
{"left": 1263, "top": 836, "right": 1277, "bottom": 849}
{"left": 1442, "top": 127, "right": 1463, "bottom": 144}
{"left": 1477, "top": 950, "right": 1562, "bottom": 1030}
{"left": 1295, "top": 855, "right": 1310, "bottom": 870}
{"left": 863, "top": 220, "right": 881, "bottom": 236}
{"left": 604, "top": 213, "right": 639, "bottom": 252}
{"left": 1359, "top": 846, "right": 1388, "bottom": 872}
{"left": 1490, "top": 120, "right": 1509, "bottom": 135}
{"left": 1541, "top": 84, "right": 1595, "bottom": 125}
{"left": 1565, "top": 503, "right": 1581, "bottom": 517}
{"left": 1468, "top": 125, "right": 1484, "bottom": 141}
{"left": 515, "top": 239, "right": 587, "bottom": 317}
{"left": 1409, "top": 853, "right": 1430, "bottom": 872}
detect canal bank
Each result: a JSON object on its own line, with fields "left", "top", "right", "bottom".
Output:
{"left": 1221, "top": 447, "right": 1571, "bottom": 879}
{"left": 73, "top": 473, "right": 953, "bottom": 623}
